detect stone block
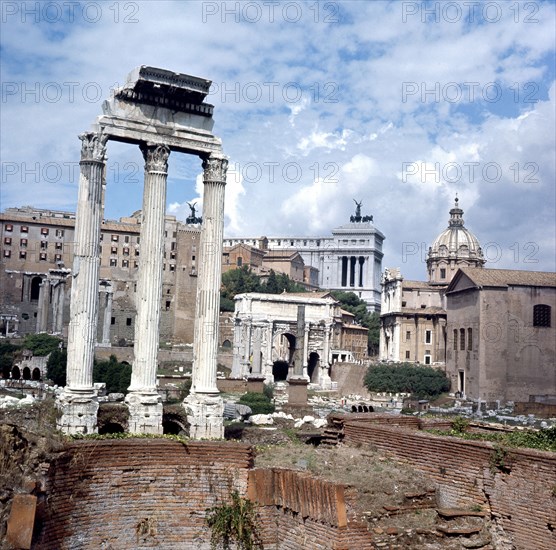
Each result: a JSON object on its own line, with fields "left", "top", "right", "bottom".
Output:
{"left": 7, "top": 494, "right": 37, "bottom": 549}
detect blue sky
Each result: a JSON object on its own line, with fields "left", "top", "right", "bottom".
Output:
{"left": 1, "top": 0, "right": 555, "bottom": 279}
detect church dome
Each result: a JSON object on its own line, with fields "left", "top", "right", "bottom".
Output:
{"left": 427, "top": 198, "right": 485, "bottom": 284}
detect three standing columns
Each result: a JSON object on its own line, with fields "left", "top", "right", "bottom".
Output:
{"left": 58, "top": 132, "right": 107, "bottom": 434}
{"left": 185, "top": 155, "right": 228, "bottom": 439}
{"left": 125, "top": 144, "right": 170, "bottom": 434}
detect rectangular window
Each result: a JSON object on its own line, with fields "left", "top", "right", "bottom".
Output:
{"left": 169, "top": 264, "right": 175, "bottom": 272}
{"left": 126, "top": 318, "right": 132, "bottom": 326}
{"left": 533, "top": 304, "right": 551, "bottom": 327}
{"left": 460, "top": 328, "right": 466, "bottom": 351}
{"left": 40, "top": 241, "right": 48, "bottom": 250}
{"left": 100, "top": 233, "right": 104, "bottom": 242}
{"left": 165, "top": 300, "right": 171, "bottom": 310}
{"left": 55, "top": 254, "right": 62, "bottom": 262}
{"left": 122, "top": 259, "right": 129, "bottom": 268}
{"left": 111, "top": 317, "right": 115, "bottom": 325}
{"left": 110, "top": 259, "right": 117, "bottom": 267}
{"left": 124, "top": 235, "right": 130, "bottom": 243}
{"left": 19, "top": 251, "right": 26, "bottom": 259}
{"left": 123, "top": 247, "right": 130, "bottom": 256}
{"left": 3, "top": 250, "right": 11, "bottom": 258}
{"left": 467, "top": 328, "right": 473, "bottom": 350}
{"left": 41, "top": 227, "right": 49, "bottom": 235}
{"left": 5, "top": 224, "right": 13, "bottom": 232}
{"left": 55, "top": 229, "right": 64, "bottom": 237}
{"left": 3, "top": 237, "right": 11, "bottom": 245}
{"left": 135, "top": 249, "right": 140, "bottom": 256}
{"left": 111, "top": 234, "right": 119, "bottom": 242}
{"left": 171, "top": 241, "right": 176, "bottom": 251}
{"left": 440, "top": 268, "right": 446, "bottom": 279}
{"left": 424, "top": 355, "right": 431, "bottom": 365}
{"left": 405, "top": 350, "right": 410, "bottom": 359}
{"left": 39, "top": 252, "right": 47, "bottom": 261}
{"left": 55, "top": 242, "right": 62, "bottom": 250}
{"left": 405, "top": 331, "right": 411, "bottom": 341}
{"left": 425, "top": 330, "right": 432, "bottom": 344}
{"left": 20, "top": 226, "right": 28, "bottom": 233}
{"left": 134, "top": 261, "right": 139, "bottom": 269}
{"left": 453, "top": 329, "right": 458, "bottom": 350}
{"left": 111, "top": 246, "right": 117, "bottom": 255}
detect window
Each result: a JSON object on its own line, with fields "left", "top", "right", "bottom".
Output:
{"left": 134, "top": 261, "right": 139, "bottom": 269}
{"left": 40, "top": 241, "right": 48, "bottom": 250}
{"left": 237, "top": 257, "right": 243, "bottom": 266}
{"left": 124, "top": 235, "right": 130, "bottom": 243}
{"left": 111, "top": 235, "right": 119, "bottom": 242}
{"left": 453, "top": 329, "right": 458, "bottom": 350}
{"left": 4, "top": 237, "right": 12, "bottom": 245}
{"left": 533, "top": 304, "right": 551, "bottom": 327}
{"left": 467, "top": 328, "right": 473, "bottom": 350}
{"left": 405, "top": 350, "right": 410, "bottom": 359}
{"left": 109, "top": 259, "right": 117, "bottom": 267}
{"left": 405, "top": 331, "right": 411, "bottom": 341}
{"left": 55, "top": 242, "right": 62, "bottom": 250}
{"left": 402, "top": 301, "right": 407, "bottom": 307}
{"left": 111, "top": 246, "right": 117, "bottom": 255}
{"left": 123, "top": 247, "right": 130, "bottom": 256}
{"left": 100, "top": 233, "right": 104, "bottom": 242}
{"left": 55, "top": 254, "right": 62, "bottom": 262}
{"left": 122, "top": 259, "right": 129, "bottom": 268}
{"left": 135, "top": 249, "right": 140, "bottom": 256}
{"left": 41, "top": 227, "right": 49, "bottom": 235}
{"left": 111, "top": 317, "right": 115, "bottom": 325}
{"left": 19, "top": 251, "right": 26, "bottom": 259}
{"left": 20, "top": 226, "right": 28, "bottom": 233}
{"left": 3, "top": 250, "right": 11, "bottom": 258}
{"left": 39, "top": 253, "right": 47, "bottom": 261}
{"left": 170, "top": 252, "right": 176, "bottom": 260}
{"left": 460, "top": 328, "right": 466, "bottom": 350}
{"left": 5, "top": 224, "right": 13, "bottom": 232}
{"left": 165, "top": 300, "right": 171, "bottom": 310}
{"left": 440, "top": 268, "right": 446, "bottom": 279}
{"left": 169, "top": 264, "right": 175, "bottom": 272}
{"left": 425, "top": 330, "right": 432, "bottom": 344}
{"left": 290, "top": 240, "right": 294, "bottom": 246}
{"left": 424, "top": 355, "right": 431, "bottom": 365}
{"left": 171, "top": 242, "right": 176, "bottom": 251}
{"left": 126, "top": 318, "right": 132, "bottom": 326}
{"left": 192, "top": 255, "right": 195, "bottom": 261}
{"left": 55, "top": 229, "right": 64, "bottom": 237}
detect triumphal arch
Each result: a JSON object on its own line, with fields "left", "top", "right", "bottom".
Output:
{"left": 57, "top": 67, "right": 228, "bottom": 438}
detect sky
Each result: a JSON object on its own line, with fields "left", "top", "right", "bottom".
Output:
{"left": 1, "top": 0, "right": 555, "bottom": 280}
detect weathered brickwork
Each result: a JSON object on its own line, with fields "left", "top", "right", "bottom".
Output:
{"left": 36, "top": 440, "right": 253, "bottom": 550}
{"left": 343, "top": 419, "right": 556, "bottom": 550}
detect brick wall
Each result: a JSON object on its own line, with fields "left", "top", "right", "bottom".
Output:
{"left": 36, "top": 440, "right": 253, "bottom": 550}
{"left": 343, "top": 419, "right": 556, "bottom": 550}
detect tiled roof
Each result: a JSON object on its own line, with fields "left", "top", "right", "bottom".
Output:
{"left": 402, "top": 280, "right": 438, "bottom": 290}
{"left": 457, "top": 268, "right": 556, "bottom": 289}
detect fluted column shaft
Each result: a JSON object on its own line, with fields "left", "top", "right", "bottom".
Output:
{"left": 191, "top": 155, "right": 228, "bottom": 393}
{"left": 36, "top": 279, "right": 50, "bottom": 332}
{"left": 66, "top": 132, "right": 107, "bottom": 390}
{"left": 129, "top": 144, "right": 170, "bottom": 392}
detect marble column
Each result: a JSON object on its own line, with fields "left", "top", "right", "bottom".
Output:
{"left": 101, "top": 288, "right": 113, "bottom": 346}
{"left": 55, "top": 281, "right": 65, "bottom": 333}
{"left": 319, "top": 324, "right": 332, "bottom": 389}
{"left": 302, "top": 323, "right": 310, "bottom": 379}
{"left": 264, "top": 322, "right": 274, "bottom": 383}
{"left": 36, "top": 278, "right": 50, "bottom": 333}
{"left": 185, "top": 154, "right": 228, "bottom": 439}
{"left": 230, "top": 317, "right": 242, "bottom": 378}
{"left": 241, "top": 318, "right": 252, "bottom": 376}
{"left": 125, "top": 143, "right": 170, "bottom": 434}
{"left": 58, "top": 131, "right": 107, "bottom": 434}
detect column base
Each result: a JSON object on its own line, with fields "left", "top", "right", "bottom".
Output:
{"left": 288, "top": 376, "right": 309, "bottom": 406}
{"left": 125, "top": 391, "right": 163, "bottom": 434}
{"left": 247, "top": 374, "right": 266, "bottom": 394}
{"left": 57, "top": 388, "right": 99, "bottom": 435}
{"left": 184, "top": 392, "right": 224, "bottom": 440}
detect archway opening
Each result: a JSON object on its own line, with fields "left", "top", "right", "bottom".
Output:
{"left": 162, "top": 414, "right": 188, "bottom": 435}
{"left": 272, "top": 360, "right": 289, "bottom": 382}
{"left": 22, "top": 367, "right": 31, "bottom": 380}
{"left": 11, "top": 366, "right": 21, "bottom": 379}
{"left": 1, "top": 365, "right": 10, "bottom": 379}
{"left": 32, "top": 368, "right": 41, "bottom": 381}
{"left": 307, "top": 352, "right": 320, "bottom": 383}
{"left": 98, "top": 422, "right": 125, "bottom": 435}
{"left": 30, "top": 276, "right": 42, "bottom": 301}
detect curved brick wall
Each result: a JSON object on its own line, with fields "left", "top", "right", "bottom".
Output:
{"left": 35, "top": 439, "right": 253, "bottom": 550}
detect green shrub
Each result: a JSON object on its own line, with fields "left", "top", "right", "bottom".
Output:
{"left": 23, "top": 333, "right": 62, "bottom": 356}
{"left": 238, "top": 392, "right": 275, "bottom": 415}
{"left": 364, "top": 362, "right": 450, "bottom": 399}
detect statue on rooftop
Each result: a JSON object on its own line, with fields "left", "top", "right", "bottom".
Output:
{"left": 354, "top": 199, "right": 362, "bottom": 218}
{"left": 186, "top": 201, "right": 202, "bottom": 224}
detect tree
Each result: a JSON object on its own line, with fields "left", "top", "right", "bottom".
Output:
{"left": 93, "top": 355, "right": 132, "bottom": 394}
{"left": 331, "top": 291, "right": 380, "bottom": 355}
{"left": 364, "top": 362, "right": 451, "bottom": 399}
{"left": 23, "top": 333, "right": 62, "bottom": 356}
{"left": 46, "top": 348, "right": 67, "bottom": 386}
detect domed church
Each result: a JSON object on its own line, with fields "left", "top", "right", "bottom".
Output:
{"left": 379, "top": 198, "right": 484, "bottom": 366}
{"left": 426, "top": 197, "right": 485, "bottom": 285}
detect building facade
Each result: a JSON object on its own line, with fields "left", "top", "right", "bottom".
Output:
{"left": 445, "top": 268, "right": 556, "bottom": 404}
{"left": 224, "top": 203, "right": 385, "bottom": 311}
{"left": 0, "top": 206, "right": 200, "bottom": 345}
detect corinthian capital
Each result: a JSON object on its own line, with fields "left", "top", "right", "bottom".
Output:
{"left": 79, "top": 132, "right": 108, "bottom": 163}
{"left": 202, "top": 155, "right": 229, "bottom": 184}
{"left": 140, "top": 143, "right": 171, "bottom": 173}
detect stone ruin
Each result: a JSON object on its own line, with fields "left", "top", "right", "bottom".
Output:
{"left": 57, "top": 66, "right": 228, "bottom": 439}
